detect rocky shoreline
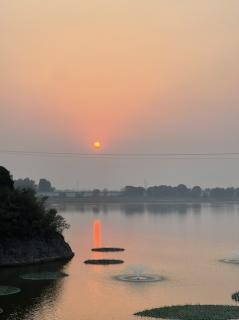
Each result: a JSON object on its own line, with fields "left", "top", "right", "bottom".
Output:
{"left": 0, "top": 233, "right": 74, "bottom": 267}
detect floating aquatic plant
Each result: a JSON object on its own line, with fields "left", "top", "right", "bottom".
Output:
{"left": 84, "top": 259, "right": 124, "bottom": 265}
{"left": 220, "top": 259, "right": 239, "bottom": 264}
{"left": 20, "top": 271, "right": 68, "bottom": 280}
{"left": 0, "top": 286, "right": 21, "bottom": 296}
{"left": 232, "top": 292, "right": 239, "bottom": 302}
{"left": 91, "top": 247, "right": 125, "bottom": 252}
{"left": 134, "top": 305, "right": 239, "bottom": 319}
{"left": 220, "top": 252, "right": 239, "bottom": 264}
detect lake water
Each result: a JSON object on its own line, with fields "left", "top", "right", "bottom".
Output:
{"left": 1, "top": 202, "right": 239, "bottom": 320}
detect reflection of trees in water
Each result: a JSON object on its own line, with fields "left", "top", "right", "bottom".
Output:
{"left": 209, "top": 203, "right": 237, "bottom": 214}
{"left": 146, "top": 203, "right": 185, "bottom": 214}
{"left": 53, "top": 202, "right": 202, "bottom": 215}
{"left": 150, "top": 203, "right": 201, "bottom": 215}
{"left": 121, "top": 203, "right": 202, "bottom": 215}
{"left": 0, "top": 261, "right": 69, "bottom": 320}
{"left": 121, "top": 203, "right": 145, "bottom": 215}
{"left": 191, "top": 203, "right": 202, "bottom": 214}
{"left": 56, "top": 203, "right": 110, "bottom": 214}
{"left": 92, "top": 206, "right": 100, "bottom": 214}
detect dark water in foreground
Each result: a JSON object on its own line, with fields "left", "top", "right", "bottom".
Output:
{"left": 1, "top": 203, "right": 239, "bottom": 320}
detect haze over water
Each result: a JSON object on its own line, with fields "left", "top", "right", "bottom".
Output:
{"left": 1, "top": 204, "right": 239, "bottom": 320}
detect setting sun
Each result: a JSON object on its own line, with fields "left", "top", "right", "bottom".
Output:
{"left": 93, "top": 141, "right": 102, "bottom": 150}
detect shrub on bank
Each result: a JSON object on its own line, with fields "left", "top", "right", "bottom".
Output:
{"left": 0, "top": 166, "right": 69, "bottom": 239}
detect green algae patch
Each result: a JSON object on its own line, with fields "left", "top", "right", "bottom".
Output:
{"left": 232, "top": 292, "right": 239, "bottom": 302}
{"left": 134, "top": 305, "right": 239, "bottom": 319}
{"left": 84, "top": 259, "right": 124, "bottom": 265}
{"left": 20, "top": 271, "right": 68, "bottom": 280}
{"left": 0, "top": 286, "right": 21, "bottom": 296}
{"left": 91, "top": 247, "right": 125, "bottom": 252}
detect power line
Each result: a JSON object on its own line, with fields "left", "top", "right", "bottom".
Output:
{"left": 1, "top": 149, "right": 239, "bottom": 159}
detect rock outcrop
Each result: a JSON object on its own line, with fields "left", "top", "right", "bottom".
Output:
{"left": 0, "top": 233, "right": 74, "bottom": 267}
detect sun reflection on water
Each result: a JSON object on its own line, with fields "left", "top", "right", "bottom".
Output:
{"left": 93, "top": 220, "right": 102, "bottom": 248}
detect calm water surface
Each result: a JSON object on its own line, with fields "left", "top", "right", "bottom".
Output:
{"left": 1, "top": 203, "right": 239, "bottom": 319}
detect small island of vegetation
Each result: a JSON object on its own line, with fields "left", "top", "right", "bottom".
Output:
{"left": 91, "top": 247, "right": 125, "bottom": 252}
{"left": 84, "top": 259, "right": 124, "bottom": 265}
{"left": 0, "top": 166, "right": 74, "bottom": 267}
{"left": 134, "top": 305, "right": 239, "bottom": 320}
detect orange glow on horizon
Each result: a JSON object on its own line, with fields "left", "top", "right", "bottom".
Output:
{"left": 2, "top": 1, "right": 238, "bottom": 158}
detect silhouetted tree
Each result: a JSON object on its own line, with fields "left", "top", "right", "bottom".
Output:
{"left": 122, "top": 186, "right": 145, "bottom": 197}
{"left": 210, "top": 188, "right": 227, "bottom": 199}
{"left": 15, "top": 178, "right": 37, "bottom": 190}
{"left": 102, "top": 189, "right": 108, "bottom": 197}
{"left": 38, "top": 179, "right": 54, "bottom": 192}
{"left": 0, "top": 167, "right": 69, "bottom": 239}
{"left": 92, "top": 189, "right": 101, "bottom": 197}
{"left": 191, "top": 186, "right": 202, "bottom": 198}
{"left": 146, "top": 185, "right": 175, "bottom": 198}
{"left": 175, "top": 184, "right": 190, "bottom": 197}
{"left": 235, "top": 188, "right": 239, "bottom": 199}
{"left": 0, "top": 166, "right": 14, "bottom": 191}
{"left": 209, "top": 187, "right": 236, "bottom": 199}
{"left": 224, "top": 187, "right": 235, "bottom": 198}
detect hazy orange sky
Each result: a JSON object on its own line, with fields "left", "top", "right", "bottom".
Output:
{"left": 1, "top": 1, "right": 239, "bottom": 188}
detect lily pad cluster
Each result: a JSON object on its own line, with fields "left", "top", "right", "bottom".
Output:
{"left": 0, "top": 271, "right": 69, "bottom": 316}
{"left": 20, "top": 271, "right": 68, "bottom": 281}
{"left": 0, "top": 286, "right": 21, "bottom": 296}
{"left": 134, "top": 304, "right": 239, "bottom": 320}
{"left": 91, "top": 247, "right": 125, "bottom": 252}
{"left": 85, "top": 244, "right": 125, "bottom": 265}
{"left": 220, "top": 259, "right": 239, "bottom": 264}
{"left": 84, "top": 259, "right": 124, "bottom": 265}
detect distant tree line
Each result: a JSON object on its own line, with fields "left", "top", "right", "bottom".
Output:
{"left": 121, "top": 185, "right": 239, "bottom": 200}
{"left": 14, "top": 178, "right": 55, "bottom": 192}
{"left": 12, "top": 176, "right": 239, "bottom": 200}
